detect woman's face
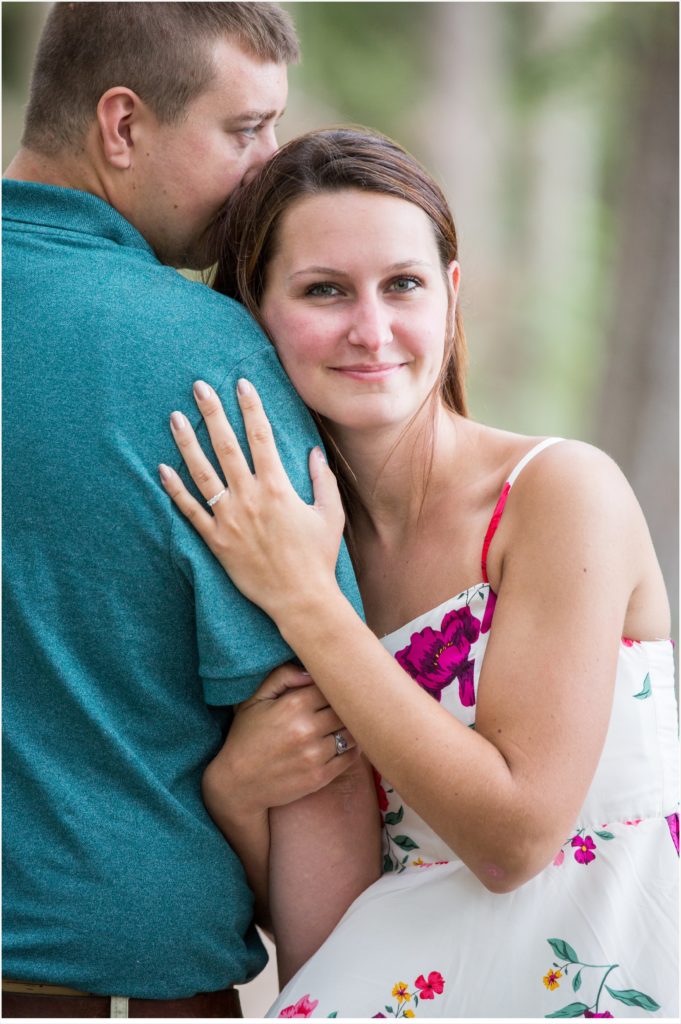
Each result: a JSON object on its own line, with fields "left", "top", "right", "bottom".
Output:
{"left": 259, "top": 188, "right": 459, "bottom": 438}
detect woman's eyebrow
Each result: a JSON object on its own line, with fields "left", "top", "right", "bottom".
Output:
{"left": 287, "top": 259, "right": 433, "bottom": 281}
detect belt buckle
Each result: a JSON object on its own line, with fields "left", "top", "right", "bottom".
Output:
{"left": 110, "top": 995, "right": 130, "bottom": 1018}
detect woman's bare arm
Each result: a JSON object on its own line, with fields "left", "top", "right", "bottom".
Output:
{"left": 269, "top": 757, "right": 381, "bottom": 986}
{"left": 202, "top": 663, "right": 364, "bottom": 928}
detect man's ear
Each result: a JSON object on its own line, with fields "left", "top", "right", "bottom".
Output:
{"left": 96, "top": 87, "right": 143, "bottom": 170}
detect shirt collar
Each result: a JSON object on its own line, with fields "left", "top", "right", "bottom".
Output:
{"left": 2, "top": 179, "right": 156, "bottom": 258}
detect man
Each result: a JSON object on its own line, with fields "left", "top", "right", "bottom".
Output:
{"left": 3, "top": 4, "right": 375, "bottom": 1017}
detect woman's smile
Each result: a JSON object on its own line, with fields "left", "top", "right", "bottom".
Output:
{"left": 329, "top": 362, "right": 407, "bottom": 382}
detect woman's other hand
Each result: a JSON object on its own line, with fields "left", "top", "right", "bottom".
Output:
{"left": 159, "top": 379, "right": 345, "bottom": 622}
{"left": 202, "top": 661, "right": 359, "bottom": 835}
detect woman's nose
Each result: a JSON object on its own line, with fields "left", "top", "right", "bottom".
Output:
{"left": 346, "top": 299, "right": 393, "bottom": 350}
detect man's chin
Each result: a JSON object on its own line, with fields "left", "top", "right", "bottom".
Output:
{"left": 171, "top": 235, "right": 215, "bottom": 273}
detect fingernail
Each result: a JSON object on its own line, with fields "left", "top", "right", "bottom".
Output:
{"left": 170, "top": 412, "right": 186, "bottom": 431}
{"left": 237, "top": 378, "right": 251, "bottom": 396}
{"left": 194, "top": 380, "right": 212, "bottom": 400}
{"left": 158, "top": 464, "right": 174, "bottom": 484}
{"left": 315, "top": 446, "right": 327, "bottom": 464}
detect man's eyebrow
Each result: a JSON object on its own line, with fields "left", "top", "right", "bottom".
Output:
{"left": 228, "top": 108, "right": 283, "bottom": 124}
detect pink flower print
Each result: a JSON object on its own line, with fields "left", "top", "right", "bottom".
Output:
{"left": 624, "top": 819, "right": 642, "bottom": 826}
{"left": 571, "top": 834, "right": 597, "bottom": 865}
{"left": 480, "top": 588, "right": 497, "bottom": 634}
{"left": 415, "top": 972, "right": 445, "bottom": 999}
{"left": 552, "top": 849, "right": 565, "bottom": 867}
{"left": 395, "top": 606, "right": 481, "bottom": 706}
{"left": 666, "top": 812, "right": 679, "bottom": 855}
{"left": 278, "top": 995, "right": 319, "bottom": 1017}
{"left": 584, "top": 1013, "right": 614, "bottom": 1018}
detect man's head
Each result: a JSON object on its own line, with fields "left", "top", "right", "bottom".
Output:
{"left": 20, "top": 2, "right": 298, "bottom": 267}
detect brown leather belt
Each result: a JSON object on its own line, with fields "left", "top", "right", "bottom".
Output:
{"left": 1, "top": 979, "right": 243, "bottom": 1018}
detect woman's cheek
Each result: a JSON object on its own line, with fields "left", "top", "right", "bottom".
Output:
{"left": 275, "top": 311, "right": 336, "bottom": 367}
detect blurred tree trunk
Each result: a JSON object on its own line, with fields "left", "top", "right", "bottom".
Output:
{"left": 594, "top": 13, "right": 679, "bottom": 639}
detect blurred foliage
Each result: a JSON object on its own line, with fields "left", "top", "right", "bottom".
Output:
{"left": 287, "top": 2, "right": 430, "bottom": 136}
{"left": 3, "top": 2, "right": 677, "bottom": 632}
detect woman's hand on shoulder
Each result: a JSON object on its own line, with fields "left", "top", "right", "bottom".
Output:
{"left": 159, "top": 379, "right": 346, "bottom": 623}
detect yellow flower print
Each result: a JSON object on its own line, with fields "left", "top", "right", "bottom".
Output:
{"left": 413, "top": 857, "right": 425, "bottom": 866}
{"left": 543, "top": 968, "right": 563, "bottom": 991}
{"left": 392, "top": 982, "right": 411, "bottom": 1003}
{"left": 404, "top": 1012, "right": 415, "bottom": 1018}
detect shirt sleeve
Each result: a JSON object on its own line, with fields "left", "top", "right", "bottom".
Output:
{"left": 168, "top": 343, "right": 364, "bottom": 706}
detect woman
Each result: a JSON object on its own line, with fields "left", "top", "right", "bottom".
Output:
{"left": 158, "top": 128, "right": 678, "bottom": 1018}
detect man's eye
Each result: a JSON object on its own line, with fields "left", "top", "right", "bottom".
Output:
{"left": 389, "top": 276, "right": 421, "bottom": 293}
{"left": 305, "top": 283, "right": 341, "bottom": 297}
{"left": 239, "top": 127, "right": 258, "bottom": 139}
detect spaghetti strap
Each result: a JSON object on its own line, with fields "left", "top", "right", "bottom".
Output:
{"left": 481, "top": 437, "right": 563, "bottom": 583}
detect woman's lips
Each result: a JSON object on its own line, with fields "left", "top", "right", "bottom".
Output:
{"left": 330, "top": 363, "right": 405, "bottom": 381}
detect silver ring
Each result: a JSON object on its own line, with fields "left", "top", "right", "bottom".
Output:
{"left": 206, "top": 488, "right": 226, "bottom": 508}
{"left": 334, "top": 730, "right": 348, "bottom": 756}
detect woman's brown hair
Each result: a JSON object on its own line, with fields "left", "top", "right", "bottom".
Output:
{"left": 210, "top": 127, "right": 468, "bottom": 549}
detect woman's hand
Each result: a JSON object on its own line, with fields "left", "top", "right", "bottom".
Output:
{"left": 159, "top": 379, "right": 346, "bottom": 623}
{"left": 202, "top": 661, "right": 359, "bottom": 831}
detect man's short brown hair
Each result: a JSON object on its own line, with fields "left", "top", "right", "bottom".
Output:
{"left": 22, "top": 1, "right": 300, "bottom": 156}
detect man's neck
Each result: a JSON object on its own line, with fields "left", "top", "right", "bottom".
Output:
{"left": 3, "top": 147, "right": 107, "bottom": 202}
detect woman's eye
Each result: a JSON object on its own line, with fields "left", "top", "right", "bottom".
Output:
{"left": 305, "top": 283, "right": 341, "bottom": 298}
{"left": 389, "top": 276, "right": 421, "bottom": 293}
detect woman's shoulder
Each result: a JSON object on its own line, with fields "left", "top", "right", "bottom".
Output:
{"left": 530, "top": 438, "right": 638, "bottom": 507}
{"left": 486, "top": 434, "right": 669, "bottom": 641}
{"left": 489, "top": 434, "right": 635, "bottom": 507}
{"left": 494, "top": 436, "right": 649, "bottom": 573}
{"left": 473, "top": 426, "right": 633, "bottom": 508}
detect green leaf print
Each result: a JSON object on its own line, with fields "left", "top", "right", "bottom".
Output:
{"left": 594, "top": 830, "right": 614, "bottom": 840}
{"left": 393, "top": 835, "right": 419, "bottom": 851}
{"left": 327, "top": 1013, "right": 338, "bottom": 1018}
{"left": 572, "top": 970, "right": 582, "bottom": 992}
{"left": 384, "top": 807, "right": 404, "bottom": 826}
{"left": 383, "top": 854, "right": 394, "bottom": 873}
{"left": 545, "top": 1002, "right": 590, "bottom": 1017}
{"left": 605, "top": 986, "right": 661, "bottom": 1011}
{"left": 633, "top": 673, "right": 652, "bottom": 699}
{"left": 547, "top": 939, "right": 579, "bottom": 963}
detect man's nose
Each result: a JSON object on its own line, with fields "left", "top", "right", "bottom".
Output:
{"left": 242, "top": 127, "right": 278, "bottom": 185}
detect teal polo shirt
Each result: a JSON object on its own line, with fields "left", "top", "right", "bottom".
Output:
{"left": 2, "top": 180, "right": 362, "bottom": 998}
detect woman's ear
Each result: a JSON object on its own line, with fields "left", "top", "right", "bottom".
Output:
{"left": 96, "top": 87, "right": 141, "bottom": 170}
{"left": 446, "top": 260, "right": 461, "bottom": 298}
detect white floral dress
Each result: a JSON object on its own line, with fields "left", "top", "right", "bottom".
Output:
{"left": 268, "top": 440, "right": 679, "bottom": 1020}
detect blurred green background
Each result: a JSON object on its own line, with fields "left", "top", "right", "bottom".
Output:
{"left": 3, "top": 1, "right": 678, "bottom": 639}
